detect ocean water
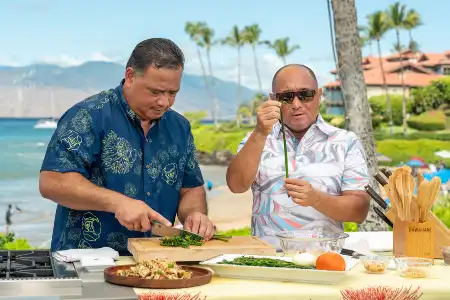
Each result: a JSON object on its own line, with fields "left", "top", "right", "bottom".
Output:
{"left": 0, "top": 119, "right": 227, "bottom": 248}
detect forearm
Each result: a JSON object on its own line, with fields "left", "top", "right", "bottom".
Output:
{"left": 177, "top": 186, "right": 207, "bottom": 224}
{"left": 312, "top": 190, "right": 370, "bottom": 223}
{"left": 226, "top": 131, "right": 267, "bottom": 193}
{"left": 39, "top": 171, "right": 125, "bottom": 213}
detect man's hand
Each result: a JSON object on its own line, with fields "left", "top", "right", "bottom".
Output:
{"left": 284, "top": 178, "right": 320, "bottom": 207}
{"left": 183, "top": 212, "right": 215, "bottom": 240}
{"left": 114, "top": 198, "right": 171, "bottom": 232}
{"left": 255, "top": 100, "right": 281, "bottom": 136}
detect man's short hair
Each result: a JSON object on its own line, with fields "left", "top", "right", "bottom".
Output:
{"left": 272, "top": 64, "right": 318, "bottom": 91}
{"left": 126, "top": 38, "right": 185, "bottom": 73}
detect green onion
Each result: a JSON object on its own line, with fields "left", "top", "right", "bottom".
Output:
{"left": 280, "top": 106, "right": 289, "bottom": 178}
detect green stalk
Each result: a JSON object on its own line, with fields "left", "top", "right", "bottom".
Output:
{"left": 280, "top": 107, "right": 289, "bottom": 178}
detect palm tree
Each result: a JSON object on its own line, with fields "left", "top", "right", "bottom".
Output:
{"left": 263, "top": 38, "right": 300, "bottom": 65}
{"left": 365, "top": 11, "right": 393, "bottom": 135}
{"left": 331, "top": 0, "right": 387, "bottom": 231}
{"left": 242, "top": 24, "right": 263, "bottom": 94}
{"left": 222, "top": 25, "right": 245, "bottom": 127}
{"left": 199, "top": 25, "right": 221, "bottom": 125}
{"left": 386, "top": 2, "right": 408, "bottom": 137}
{"left": 326, "top": 0, "right": 339, "bottom": 80}
{"left": 358, "top": 26, "right": 373, "bottom": 54}
{"left": 404, "top": 9, "right": 422, "bottom": 51}
{"left": 185, "top": 22, "right": 216, "bottom": 127}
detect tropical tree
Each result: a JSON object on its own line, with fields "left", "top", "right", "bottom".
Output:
{"left": 222, "top": 25, "right": 245, "bottom": 127}
{"left": 242, "top": 24, "right": 263, "bottom": 94}
{"left": 326, "top": 0, "right": 339, "bottom": 79}
{"left": 331, "top": 0, "right": 387, "bottom": 231}
{"left": 404, "top": 9, "right": 422, "bottom": 51}
{"left": 364, "top": 11, "right": 393, "bottom": 135}
{"left": 199, "top": 25, "right": 221, "bottom": 125}
{"left": 185, "top": 22, "right": 216, "bottom": 127}
{"left": 386, "top": 2, "right": 408, "bottom": 137}
{"left": 263, "top": 38, "right": 300, "bottom": 65}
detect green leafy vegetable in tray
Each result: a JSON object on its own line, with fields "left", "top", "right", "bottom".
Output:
{"left": 218, "top": 256, "right": 315, "bottom": 269}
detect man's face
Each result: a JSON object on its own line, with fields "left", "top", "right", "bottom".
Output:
{"left": 271, "top": 67, "right": 322, "bottom": 133}
{"left": 123, "top": 65, "right": 182, "bottom": 121}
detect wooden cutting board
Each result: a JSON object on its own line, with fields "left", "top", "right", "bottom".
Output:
{"left": 128, "top": 236, "right": 277, "bottom": 262}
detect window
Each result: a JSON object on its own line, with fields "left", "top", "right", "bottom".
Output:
{"left": 443, "top": 67, "right": 450, "bottom": 75}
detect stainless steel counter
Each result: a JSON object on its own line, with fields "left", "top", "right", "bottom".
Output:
{"left": 0, "top": 260, "right": 137, "bottom": 300}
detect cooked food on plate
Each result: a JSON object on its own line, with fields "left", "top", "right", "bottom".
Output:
{"left": 116, "top": 258, "right": 192, "bottom": 280}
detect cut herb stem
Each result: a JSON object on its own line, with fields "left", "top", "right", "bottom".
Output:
{"left": 280, "top": 108, "right": 289, "bottom": 178}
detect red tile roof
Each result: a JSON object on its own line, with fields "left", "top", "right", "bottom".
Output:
{"left": 326, "top": 50, "right": 450, "bottom": 88}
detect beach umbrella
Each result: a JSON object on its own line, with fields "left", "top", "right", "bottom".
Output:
{"left": 435, "top": 150, "right": 450, "bottom": 159}
{"left": 405, "top": 159, "right": 426, "bottom": 168}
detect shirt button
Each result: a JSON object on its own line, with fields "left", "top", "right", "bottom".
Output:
{"left": 146, "top": 192, "right": 150, "bottom": 196}
{"left": 146, "top": 164, "right": 150, "bottom": 169}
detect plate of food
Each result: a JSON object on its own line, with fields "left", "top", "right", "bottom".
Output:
{"left": 104, "top": 258, "right": 212, "bottom": 289}
{"left": 200, "top": 252, "right": 359, "bottom": 285}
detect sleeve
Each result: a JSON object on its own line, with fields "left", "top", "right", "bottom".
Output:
{"left": 236, "top": 131, "right": 253, "bottom": 153}
{"left": 40, "top": 106, "right": 101, "bottom": 178}
{"left": 181, "top": 125, "right": 205, "bottom": 188}
{"left": 341, "top": 133, "right": 370, "bottom": 192}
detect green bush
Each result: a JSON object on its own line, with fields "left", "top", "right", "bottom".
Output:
{"left": 374, "top": 131, "right": 450, "bottom": 141}
{"left": 0, "top": 233, "right": 32, "bottom": 250}
{"left": 321, "top": 114, "right": 335, "bottom": 122}
{"left": 406, "top": 110, "right": 447, "bottom": 131}
{"left": 369, "top": 94, "right": 411, "bottom": 126}
{"left": 192, "top": 125, "right": 250, "bottom": 154}
{"left": 410, "top": 78, "right": 450, "bottom": 114}
{"left": 330, "top": 116, "right": 345, "bottom": 129}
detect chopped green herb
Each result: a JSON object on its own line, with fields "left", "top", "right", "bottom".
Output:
{"left": 218, "top": 256, "right": 314, "bottom": 269}
{"left": 160, "top": 235, "right": 204, "bottom": 248}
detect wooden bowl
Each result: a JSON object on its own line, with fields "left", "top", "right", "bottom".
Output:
{"left": 104, "top": 264, "right": 212, "bottom": 289}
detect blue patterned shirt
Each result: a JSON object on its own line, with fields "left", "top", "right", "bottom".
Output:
{"left": 40, "top": 80, "right": 204, "bottom": 255}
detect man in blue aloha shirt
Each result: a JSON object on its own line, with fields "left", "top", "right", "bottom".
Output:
{"left": 39, "top": 38, "right": 215, "bottom": 255}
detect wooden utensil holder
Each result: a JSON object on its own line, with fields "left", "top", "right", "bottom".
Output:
{"left": 386, "top": 207, "right": 450, "bottom": 259}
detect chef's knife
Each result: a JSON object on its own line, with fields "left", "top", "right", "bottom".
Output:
{"left": 151, "top": 221, "right": 204, "bottom": 242}
{"left": 373, "top": 206, "right": 394, "bottom": 228}
{"left": 340, "top": 248, "right": 365, "bottom": 258}
{"left": 364, "top": 185, "right": 388, "bottom": 210}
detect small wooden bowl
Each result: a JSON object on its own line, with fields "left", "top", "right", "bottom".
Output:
{"left": 104, "top": 264, "right": 212, "bottom": 289}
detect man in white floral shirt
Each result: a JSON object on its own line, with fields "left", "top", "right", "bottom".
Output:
{"left": 226, "top": 64, "right": 370, "bottom": 247}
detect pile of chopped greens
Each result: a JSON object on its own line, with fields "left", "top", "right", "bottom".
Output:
{"left": 218, "top": 256, "right": 314, "bottom": 269}
{"left": 159, "top": 235, "right": 204, "bottom": 248}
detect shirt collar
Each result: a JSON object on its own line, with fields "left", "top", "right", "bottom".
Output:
{"left": 273, "top": 114, "right": 338, "bottom": 138}
{"left": 115, "top": 79, "right": 163, "bottom": 127}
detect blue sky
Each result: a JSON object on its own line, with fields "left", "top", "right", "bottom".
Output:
{"left": 1, "top": 0, "right": 449, "bottom": 91}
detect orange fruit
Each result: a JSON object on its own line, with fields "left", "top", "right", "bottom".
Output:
{"left": 315, "top": 252, "right": 346, "bottom": 271}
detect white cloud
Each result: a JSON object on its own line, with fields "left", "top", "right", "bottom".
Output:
{"left": 35, "top": 52, "right": 122, "bottom": 67}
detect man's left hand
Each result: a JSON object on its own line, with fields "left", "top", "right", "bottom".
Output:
{"left": 183, "top": 212, "right": 216, "bottom": 240}
{"left": 284, "top": 178, "right": 320, "bottom": 207}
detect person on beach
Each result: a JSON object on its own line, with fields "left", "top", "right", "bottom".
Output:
{"left": 226, "top": 64, "right": 370, "bottom": 248}
{"left": 39, "top": 38, "right": 215, "bottom": 254}
{"left": 4, "top": 204, "right": 21, "bottom": 234}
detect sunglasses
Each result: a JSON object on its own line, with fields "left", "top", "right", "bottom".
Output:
{"left": 274, "top": 89, "right": 317, "bottom": 104}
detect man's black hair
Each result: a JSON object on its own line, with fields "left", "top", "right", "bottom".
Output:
{"left": 126, "top": 38, "right": 185, "bottom": 72}
{"left": 272, "top": 64, "right": 318, "bottom": 91}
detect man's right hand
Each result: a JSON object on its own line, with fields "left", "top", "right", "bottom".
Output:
{"left": 255, "top": 100, "right": 281, "bottom": 136}
{"left": 114, "top": 199, "right": 171, "bottom": 232}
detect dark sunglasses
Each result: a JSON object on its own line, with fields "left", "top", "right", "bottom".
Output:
{"left": 275, "top": 89, "right": 317, "bottom": 104}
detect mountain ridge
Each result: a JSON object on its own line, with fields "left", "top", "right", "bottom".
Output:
{"left": 0, "top": 61, "right": 258, "bottom": 119}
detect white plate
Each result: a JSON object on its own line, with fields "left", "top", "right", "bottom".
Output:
{"left": 200, "top": 253, "right": 358, "bottom": 285}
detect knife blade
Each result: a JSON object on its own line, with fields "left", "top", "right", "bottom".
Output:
{"left": 364, "top": 185, "right": 388, "bottom": 210}
{"left": 340, "top": 248, "right": 365, "bottom": 258}
{"left": 151, "top": 221, "right": 204, "bottom": 242}
{"left": 373, "top": 206, "right": 394, "bottom": 228}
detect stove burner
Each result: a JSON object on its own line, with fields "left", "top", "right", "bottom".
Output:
{"left": 0, "top": 250, "right": 57, "bottom": 279}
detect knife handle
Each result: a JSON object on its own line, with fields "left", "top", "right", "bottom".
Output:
{"left": 364, "top": 185, "right": 388, "bottom": 210}
{"left": 380, "top": 168, "right": 392, "bottom": 178}
{"left": 374, "top": 206, "right": 394, "bottom": 228}
{"left": 374, "top": 173, "right": 388, "bottom": 186}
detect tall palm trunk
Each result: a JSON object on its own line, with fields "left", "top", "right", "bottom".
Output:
{"left": 331, "top": 0, "right": 387, "bottom": 231}
{"left": 206, "top": 49, "right": 220, "bottom": 125}
{"left": 282, "top": 56, "right": 286, "bottom": 65}
{"left": 236, "top": 47, "right": 242, "bottom": 127}
{"left": 196, "top": 45, "right": 216, "bottom": 127}
{"left": 395, "top": 27, "right": 407, "bottom": 137}
{"left": 327, "top": 0, "right": 338, "bottom": 79}
{"left": 252, "top": 44, "right": 263, "bottom": 94}
{"left": 377, "top": 39, "right": 393, "bottom": 135}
